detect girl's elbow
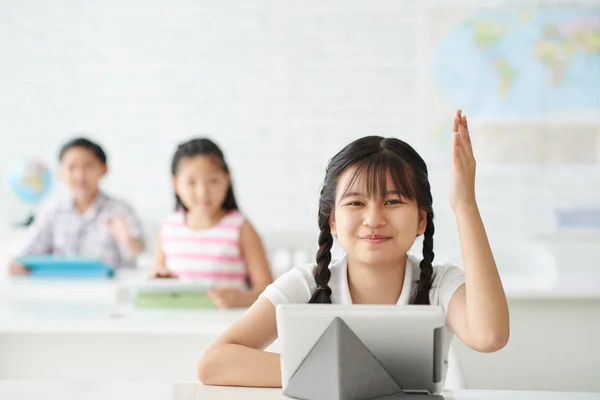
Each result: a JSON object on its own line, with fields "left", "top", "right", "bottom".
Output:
{"left": 476, "top": 330, "right": 510, "bottom": 353}
{"left": 197, "top": 347, "right": 222, "bottom": 385}
{"left": 485, "top": 337, "right": 508, "bottom": 353}
{"left": 197, "top": 358, "right": 209, "bottom": 384}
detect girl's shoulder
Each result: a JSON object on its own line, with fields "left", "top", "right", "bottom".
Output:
{"left": 161, "top": 211, "right": 186, "bottom": 227}
{"left": 407, "top": 253, "right": 464, "bottom": 282}
{"left": 407, "top": 254, "right": 465, "bottom": 309}
{"left": 259, "top": 257, "right": 347, "bottom": 306}
{"left": 259, "top": 262, "right": 317, "bottom": 306}
{"left": 218, "top": 209, "right": 246, "bottom": 228}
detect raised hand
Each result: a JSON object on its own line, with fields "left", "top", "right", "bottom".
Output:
{"left": 450, "top": 109, "right": 477, "bottom": 213}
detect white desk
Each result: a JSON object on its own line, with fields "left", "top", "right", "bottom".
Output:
{"left": 0, "top": 302, "right": 246, "bottom": 334}
{"left": 0, "top": 301, "right": 246, "bottom": 382}
{"left": 0, "top": 382, "right": 599, "bottom": 400}
{"left": 1, "top": 277, "right": 600, "bottom": 391}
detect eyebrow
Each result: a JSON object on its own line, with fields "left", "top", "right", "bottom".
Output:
{"left": 340, "top": 190, "right": 402, "bottom": 200}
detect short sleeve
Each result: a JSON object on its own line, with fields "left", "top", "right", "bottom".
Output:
{"left": 431, "top": 264, "right": 465, "bottom": 313}
{"left": 259, "top": 264, "right": 317, "bottom": 306}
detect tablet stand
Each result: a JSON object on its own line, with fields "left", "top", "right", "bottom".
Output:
{"left": 283, "top": 317, "right": 409, "bottom": 400}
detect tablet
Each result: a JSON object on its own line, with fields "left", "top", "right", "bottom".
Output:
{"left": 276, "top": 304, "right": 446, "bottom": 395}
{"left": 133, "top": 278, "right": 216, "bottom": 309}
{"left": 17, "top": 256, "right": 114, "bottom": 279}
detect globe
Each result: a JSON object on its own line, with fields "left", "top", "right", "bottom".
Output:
{"left": 9, "top": 160, "right": 53, "bottom": 204}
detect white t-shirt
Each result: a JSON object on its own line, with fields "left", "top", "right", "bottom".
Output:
{"left": 260, "top": 253, "right": 465, "bottom": 378}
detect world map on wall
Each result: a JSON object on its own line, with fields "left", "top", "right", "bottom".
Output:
{"left": 434, "top": 10, "right": 600, "bottom": 117}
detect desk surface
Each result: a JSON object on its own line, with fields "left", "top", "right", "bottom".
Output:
{"left": 2, "top": 273, "right": 600, "bottom": 304}
{"left": 0, "top": 274, "right": 248, "bottom": 334}
{"left": 1, "top": 276, "right": 600, "bottom": 335}
{"left": 0, "top": 302, "right": 246, "bottom": 334}
{"left": 0, "top": 382, "right": 599, "bottom": 400}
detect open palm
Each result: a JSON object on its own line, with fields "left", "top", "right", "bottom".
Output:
{"left": 450, "top": 109, "right": 477, "bottom": 213}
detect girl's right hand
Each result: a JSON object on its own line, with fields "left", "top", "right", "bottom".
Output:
{"left": 151, "top": 266, "right": 177, "bottom": 279}
{"left": 9, "top": 261, "right": 30, "bottom": 276}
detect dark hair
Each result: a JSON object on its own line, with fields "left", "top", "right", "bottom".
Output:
{"left": 171, "top": 138, "right": 238, "bottom": 212}
{"left": 308, "top": 136, "right": 435, "bottom": 305}
{"left": 58, "top": 137, "right": 107, "bottom": 164}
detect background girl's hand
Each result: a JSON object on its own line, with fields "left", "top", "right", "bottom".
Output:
{"left": 207, "top": 286, "right": 253, "bottom": 309}
{"left": 450, "top": 109, "right": 477, "bottom": 214}
{"left": 151, "top": 265, "right": 177, "bottom": 279}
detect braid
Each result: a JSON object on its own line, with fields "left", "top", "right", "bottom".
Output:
{"left": 413, "top": 211, "right": 435, "bottom": 305}
{"left": 308, "top": 210, "right": 334, "bottom": 304}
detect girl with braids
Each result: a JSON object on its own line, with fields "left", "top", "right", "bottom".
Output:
{"left": 152, "top": 138, "right": 273, "bottom": 308}
{"left": 198, "top": 110, "right": 510, "bottom": 387}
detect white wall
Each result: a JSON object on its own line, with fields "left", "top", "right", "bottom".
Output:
{"left": 2, "top": 0, "right": 599, "bottom": 262}
{"left": 0, "top": 0, "right": 421, "bottom": 238}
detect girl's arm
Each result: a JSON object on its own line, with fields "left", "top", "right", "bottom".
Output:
{"left": 239, "top": 220, "right": 274, "bottom": 297}
{"left": 198, "top": 297, "right": 281, "bottom": 387}
{"left": 446, "top": 110, "right": 510, "bottom": 353}
{"left": 208, "top": 221, "right": 274, "bottom": 308}
{"left": 151, "top": 237, "right": 175, "bottom": 278}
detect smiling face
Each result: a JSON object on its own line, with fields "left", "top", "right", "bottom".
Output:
{"left": 172, "top": 155, "right": 230, "bottom": 217}
{"left": 330, "top": 165, "right": 427, "bottom": 269}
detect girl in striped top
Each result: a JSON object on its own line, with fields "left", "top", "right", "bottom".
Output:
{"left": 152, "top": 138, "right": 273, "bottom": 308}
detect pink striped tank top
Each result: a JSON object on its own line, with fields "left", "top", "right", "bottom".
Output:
{"left": 160, "top": 210, "right": 247, "bottom": 288}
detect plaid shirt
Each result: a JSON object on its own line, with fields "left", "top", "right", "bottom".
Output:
{"left": 19, "top": 191, "right": 143, "bottom": 268}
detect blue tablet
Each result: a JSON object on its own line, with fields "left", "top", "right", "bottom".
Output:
{"left": 17, "top": 256, "right": 115, "bottom": 279}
